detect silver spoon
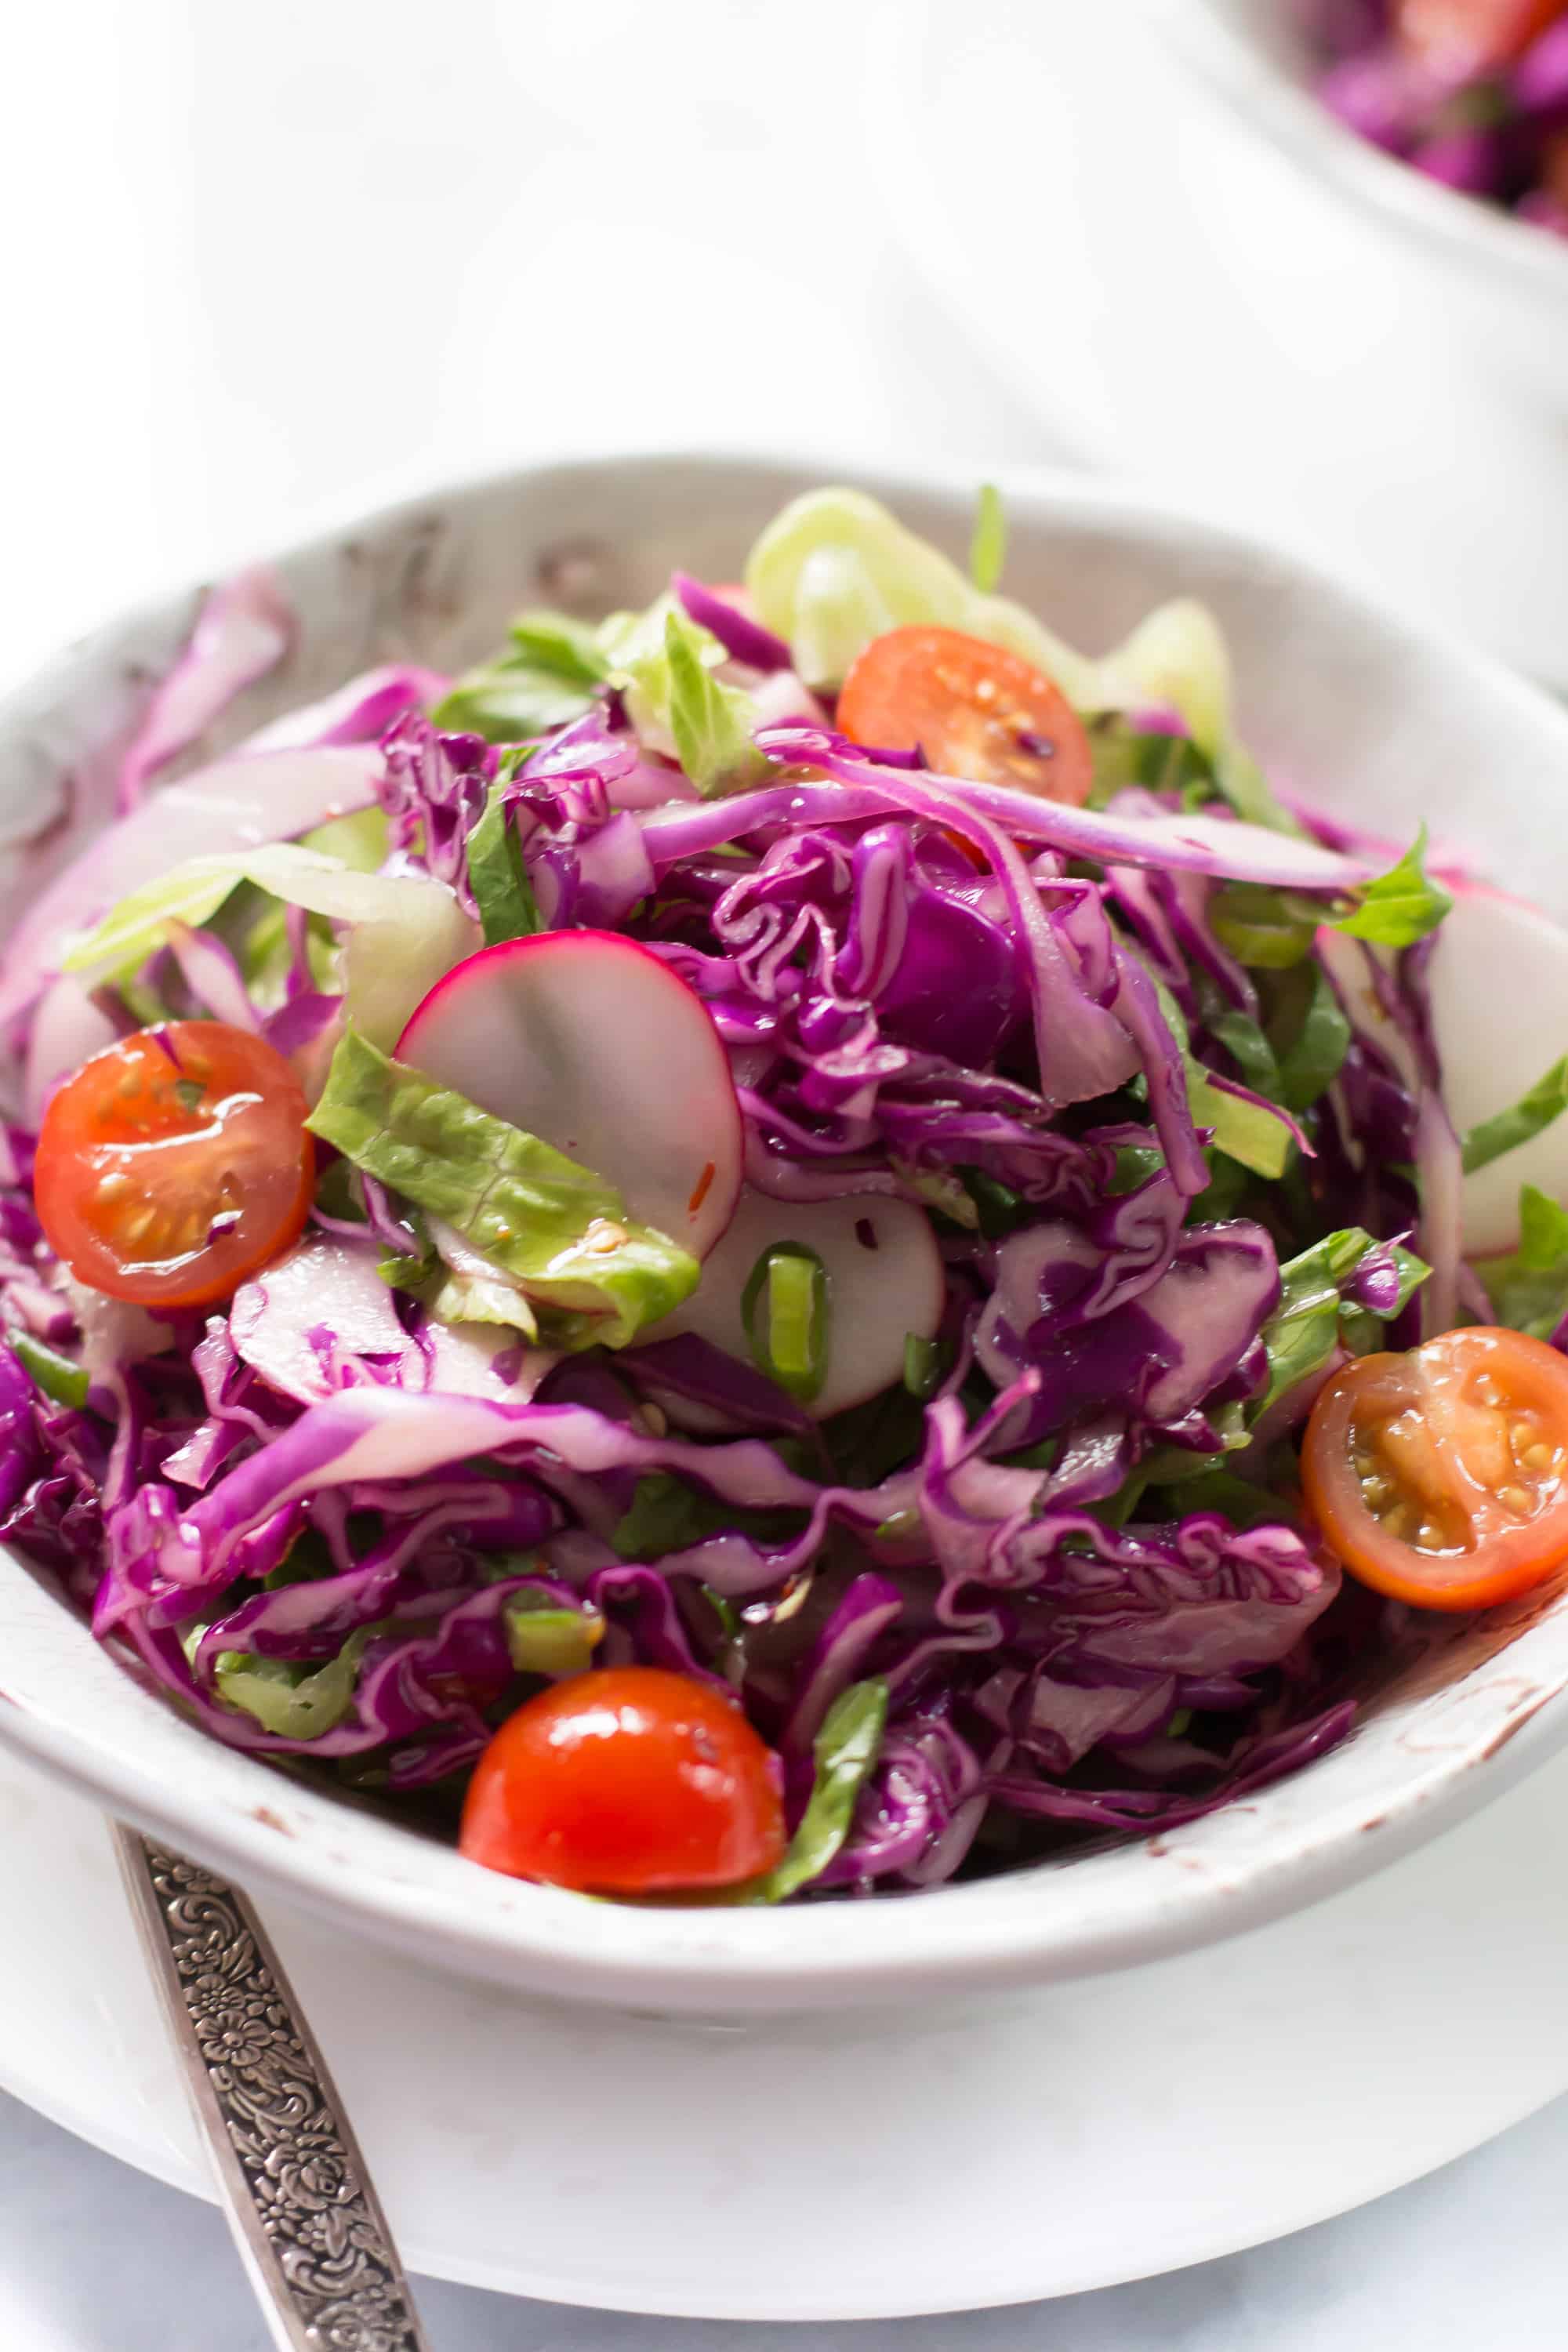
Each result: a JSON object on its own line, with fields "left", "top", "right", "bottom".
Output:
{"left": 114, "top": 1824, "right": 432, "bottom": 2352}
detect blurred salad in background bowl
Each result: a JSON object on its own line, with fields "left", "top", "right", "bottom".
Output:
{"left": 1307, "top": 0, "right": 1568, "bottom": 233}
{"left": 1149, "top": 0, "right": 1568, "bottom": 397}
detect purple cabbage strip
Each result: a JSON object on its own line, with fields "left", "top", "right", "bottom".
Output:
{"left": 117, "top": 571, "right": 293, "bottom": 815}
{"left": 671, "top": 574, "right": 793, "bottom": 673}
{"left": 244, "top": 665, "right": 447, "bottom": 753}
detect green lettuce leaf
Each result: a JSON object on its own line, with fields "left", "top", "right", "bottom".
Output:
{"left": 432, "top": 608, "right": 608, "bottom": 742}
{"left": 307, "top": 1025, "right": 698, "bottom": 1348}
{"left": 1145, "top": 967, "right": 1298, "bottom": 1179}
{"left": 1185, "top": 1068, "right": 1296, "bottom": 1178}
{"left": 1209, "top": 1009, "right": 1281, "bottom": 1098}
{"left": 744, "top": 490, "right": 1301, "bottom": 827}
{"left": 1209, "top": 882, "right": 1321, "bottom": 969}
{"left": 1480, "top": 1182, "right": 1568, "bottom": 1339}
{"left": 62, "top": 843, "right": 477, "bottom": 1051}
{"left": 1254, "top": 1229, "right": 1429, "bottom": 1420}
{"left": 1330, "top": 826, "right": 1453, "bottom": 949}
{"left": 1460, "top": 1055, "right": 1568, "bottom": 1175}
{"left": 1271, "top": 960, "right": 1352, "bottom": 1112}
{"left": 466, "top": 779, "right": 542, "bottom": 948}
{"left": 612, "top": 605, "right": 765, "bottom": 797}
{"left": 216, "top": 1630, "right": 371, "bottom": 1740}
{"left": 1203, "top": 967, "right": 1349, "bottom": 1126}
{"left": 1087, "top": 717, "right": 1220, "bottom": 811}
{"left": 747, "top": 1677, "right": 888, "bottom": 1904}
{"left": 611, "top": 1472, "right": 807, "bottom": 1563}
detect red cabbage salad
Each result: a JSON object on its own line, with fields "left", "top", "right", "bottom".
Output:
{"left": 1307, "top": 0, "right": 1568, "bottom": 234}
{"left": 4, "top": 484, "right": 1568, "bottom": 1904}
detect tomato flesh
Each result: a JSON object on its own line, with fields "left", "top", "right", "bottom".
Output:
{"left": 836, "top": 626, "right": 1094, "bottom": 806}
{"left": 34, "top": 1022, "right": 314, "bottom": 1308}
{"left": 1302, "top": 1327, "right": 1568, "bottom": 1610}
{"left": 459, "top": 1665, "right": 786, "bottom": 1893}
{"left": 1397, "top": 0, "right": 1567, "bottom": 74}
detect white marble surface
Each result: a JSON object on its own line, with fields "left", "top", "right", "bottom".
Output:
{"left": 4, "top": 2, "right": 1568, "bottom": 2343}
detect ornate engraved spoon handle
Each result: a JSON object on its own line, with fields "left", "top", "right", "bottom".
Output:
{"left": 113, "top": 1824, "right": 431, "bottom": 2352}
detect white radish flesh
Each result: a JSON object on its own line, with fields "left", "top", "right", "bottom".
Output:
{"left": 395, "top": 930, "right": 742, "bottom": 1260}
{"left": 644, "top": 1186, "right": 944, "bottom": 1419}
{"left": 1425, "top": 885, "right": 1568, "bottom": 1257}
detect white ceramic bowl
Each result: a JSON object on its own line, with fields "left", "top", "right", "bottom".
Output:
{"left": 4, "top": 451, "right": 1568, "bottom": 2016}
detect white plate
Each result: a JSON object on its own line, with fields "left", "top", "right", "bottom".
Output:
{"left": 6, "top": 1737, "right": 1568, "bottom": 2321}
{"left": 874, "top": 5, "right": 1568, "bottom": 687}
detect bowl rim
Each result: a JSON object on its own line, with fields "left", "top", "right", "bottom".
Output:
{"left": 6, "top": 443, "right": 1568, "bottom": 2013}
{"left": 1145, "top": 0, "right": 1568, "bottom": 309}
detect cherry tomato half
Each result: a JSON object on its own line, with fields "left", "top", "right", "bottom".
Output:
{"left": 459, "top": 1666, "right": 786, "bottom": 1893}
{"left": 1301, "top": 1326, "right": 1568, "bottom": 1611}
{"left": 1397, "top": 0, "right": 1567, "bottom": 75}
{"left": 836, "top": 626, "right": 1094, "bottom": 806}
{"left": 34, "top": 1021, "right": 314, "bottom": 1309}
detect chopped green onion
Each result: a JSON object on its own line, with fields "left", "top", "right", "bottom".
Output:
{"left": 1460, "top": 1055, "right": 1568, "bottom": 1176}
{"left": 9, "top": 1330, "right": 89, "bottom": 1410}
{"left": 903, "top": 1332, "right": 944, "bottom": 1399}
{"left": 968, "top": 482, "right": 1007, "bottom": 594}
{"left": 503, "top": 1595, "right": 603, "bottom": 1677}
{"left": 741, "top": 1242, "right": 829, "bottom": 1403}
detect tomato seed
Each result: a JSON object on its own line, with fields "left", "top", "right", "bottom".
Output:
{"left": 1501, "top": 1485, "right": 1534, "bottom": 1515}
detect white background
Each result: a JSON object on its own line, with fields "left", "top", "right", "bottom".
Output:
{"left": 4, "top": 3, "right": 1568, "bottom": 2344}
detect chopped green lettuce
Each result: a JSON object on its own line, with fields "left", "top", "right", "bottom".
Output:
{"left": 653, "top": 607, "right": 766, "bottom": 797}
{"left": 1330, "top": 826, "right": 1452, "bottom": 949}
{"left": 466, "top": 780, "right": 541, "bottom": 948}
{"left": 433, "top": 608, "right": 608, "bottom": 742}
{"left": 1480, "top": 1183, "right": 1568, "bottom": 1340}
{"left": 215, "top": 1631, "right": 371, "bottom": 1740}
{"left": 307, "top": 1025, "right": 697, "bottom": 1348}
{"left": 746, "top": 1678, "right": 888, "bottom": 1903}
{"left": 62, "top": 843, "right": 477, "bottom": 1051}
{"left": 1460, "top": 1056, "right": 1568, "bottom": 1175}
{"left": 1254, "top": 1229, "right": 1429, "bottom": 1420}
{"left": 743, "top": 488, "right": 1297, "bottom": 827}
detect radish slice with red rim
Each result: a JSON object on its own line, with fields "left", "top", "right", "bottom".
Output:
{"left": 644, "top": 1185, "right": 944, "bottom": 1420}
{"left": 395, "top": 930, "right": 742, "bottom": 1261}
{"left": 1426, "top": 885, "right": 1568, "bottom": 1256}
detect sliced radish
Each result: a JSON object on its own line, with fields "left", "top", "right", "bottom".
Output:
{"left": 644, "top": 1186, "right": 944, "bottom": 1420}
{"left": 395, "top": 931, "right": 742, "bottom": 1259}
{"left": 1425, "top": 885, "right": 1568, "bottom": 1256}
